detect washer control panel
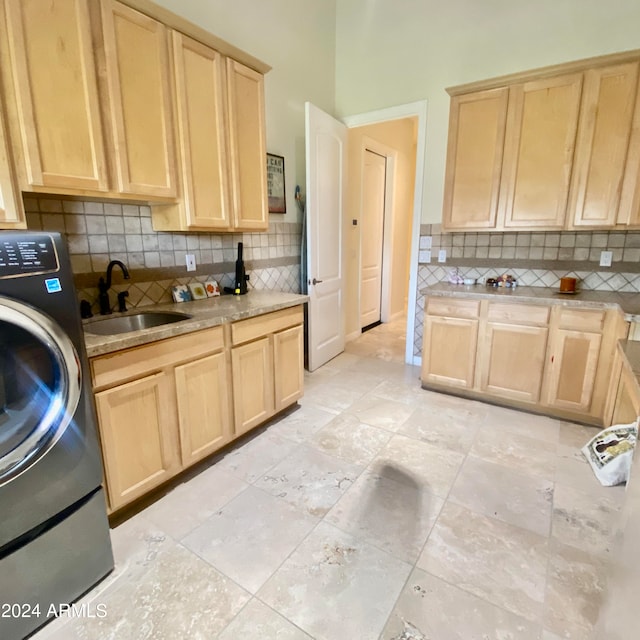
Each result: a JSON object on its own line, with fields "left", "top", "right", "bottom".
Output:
{"left": 0, "top": 234, "right": 59, "bottom": 278}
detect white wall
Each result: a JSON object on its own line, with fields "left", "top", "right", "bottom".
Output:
{"left": 335, "top": 0, "right": 640, "bottom": 223}
{"left": 153, "top": 0, "right": 337, "bottom": 223}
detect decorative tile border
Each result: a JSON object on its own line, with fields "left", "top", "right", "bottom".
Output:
{"left": 419, "top": 224, "right": 640, "bottom": 268}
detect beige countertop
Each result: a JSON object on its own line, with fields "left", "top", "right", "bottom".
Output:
{"left": 83, "top": 290, "right": 308, "bottom": 358}
{"left": 421, "top": 282, "right": 640, "bottom": 320}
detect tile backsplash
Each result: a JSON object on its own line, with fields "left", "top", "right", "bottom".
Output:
{"left": 419, "top": 224, "right": 640, "bottom": 265}
{"left": 413, "top": 224, "right": 640, "bottom": 357}
{"left": 24, "top": 195, "right": 302, "bottom": 314}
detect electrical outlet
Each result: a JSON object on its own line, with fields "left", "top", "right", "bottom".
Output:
{"left": 422, "top": 250, "right": 432, "bottom": 263}
{"left": 421, "top": 235, "right": 432, "bottom": 249}
{"left": 599, "top": 250, "right": 613, "bottom": 267}
{"left": 185, "top": 254, "right": 196, "bottom": 271}
{"left": 438, "top": 249, "right": 447, "bottom": 263}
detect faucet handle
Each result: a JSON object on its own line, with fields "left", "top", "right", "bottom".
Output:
{"left": 117, "top": 290, "right": 129, "bottom": 313}
{"left": 80, "top": 300, "right": 93, "bottom": 319}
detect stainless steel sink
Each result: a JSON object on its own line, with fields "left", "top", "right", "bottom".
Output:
{"left": 85, "top": 311, "right": 192, "bottom": 335}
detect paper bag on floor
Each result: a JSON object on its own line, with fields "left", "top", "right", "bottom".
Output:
{"left": 582, "top": 420, "right": 638, "bottom": 486}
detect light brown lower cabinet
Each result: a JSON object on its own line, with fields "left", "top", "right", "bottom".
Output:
{"left": 91, "top": 306, "right": 305, "bottom": 513}
{"left": 231, "top": 306, "right": 304, "bottom": 435}
{"left": 421, "top": 315, "right": 478, "bottom": 389}
{"left": 94, "top": 371, "right": 181, "bottom": 511}
{"left": 91, "top": 325, "right": 233, "bottom": 512}
{"left": 421, "top": 296, "right": 626, "bottom": 425}
{"left": 544, "top": 328, "right": 602, "bottom": 412}
{"left": 421, "top": 297, "right": 480, "bottom": 389}
{"left": 175, "top": 351, "right": 232, "bottom": 467}
{"left": 611, "top": 362, "right": 640, "bottom": 426}
{"left": 480, "top": 322, "right": 548, "bottom": 403}
{"left": 274, "top": 324, "right": 304, "bottom": 412}
{"left": 231, "top": 336, "right": 274, "bottom": 436}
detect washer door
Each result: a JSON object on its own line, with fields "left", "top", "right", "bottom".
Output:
{"left": 0, "top": 297, "right": 81, "bottom": 485}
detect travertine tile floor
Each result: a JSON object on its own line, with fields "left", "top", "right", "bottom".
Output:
{"left": 36, "top": 317, "right": 626, "bottom": 640}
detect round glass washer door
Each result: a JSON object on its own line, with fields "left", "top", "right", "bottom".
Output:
{"left": 0, "top": 296, "right": 81, "bottom": 486}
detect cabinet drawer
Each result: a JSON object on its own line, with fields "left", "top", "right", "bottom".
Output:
{"left": 91, "top": 325, "right": 224, "bottom": 389}
{"left": 231, "top": 305, "right": 303, "bottom": 346}
{"left": 426, "top": 297, "right": 480, "bottom": 319}
{"left": 558, "top": 308, "right": 605, "bottom": 332}
{"left": 487, "top": 302, "right": 549, "bottom": 326}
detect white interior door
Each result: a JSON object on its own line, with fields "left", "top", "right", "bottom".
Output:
{"left": 360, "top": 149, "right": 386, "bottom": 328}
{"left": 305, "top": 102, "right": 347, "bottom": 371}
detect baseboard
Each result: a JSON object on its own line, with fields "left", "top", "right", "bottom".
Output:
{"left": 346, "top": 329, "right": 361, "bottom": 343}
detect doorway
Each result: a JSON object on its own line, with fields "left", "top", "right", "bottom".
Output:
{"left": 344, "top": 105, "right": 425, "bottom": 365}
{"left": 304, "top": 101, "right": 427, "bottom": 368}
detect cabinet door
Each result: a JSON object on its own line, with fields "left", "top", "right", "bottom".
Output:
{"left": 174, "top": 352, "right": 232, "bottom": 467}
{"left": 611, "top": 365, "right": 640, "bottom": 425}
{"left": 100, "top": 0, "right": 176, "bottom": 197}
{"left": 442, "top": 88, "right": 509, "bottom": 231}
{"left": 619, "top": 75, "right": 640, "bottom": 227}
{"left": 3, "top": 0, "right": 108, "bottom": 192}
{"left": 545, "top": 329, "right": 602, "bottom": 412}
{"left": 171, "top": 31, "right": 231, "bottom": 229}
{"left": 94, "top": 372, "right": 179, "bottom": 511}
{"left": 570, "top": 62, "right": 639, "bottom": 228}
{"left": 421, "top": 316, "right": 478, "bottom": 389}
{"left": 480, "top": 322, "right": 548, "bottom": 403}
{"left": 0, "top": 105, "right": 24, "bottom": 229}
{"left": 227, "top": 59, "right": 268, "bottom": 231}
{"left": 500, "top": 74, "right": 583, "bottom": 229}
{"left": 232, "top": 337, "right": 274, "bottom": 435}
{"left": 273, "top": 324, "right": 304, "bottom": 412}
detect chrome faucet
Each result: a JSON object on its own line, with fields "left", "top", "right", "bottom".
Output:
{"left": 98, "top": 260, "right": 130, "bottom": 315}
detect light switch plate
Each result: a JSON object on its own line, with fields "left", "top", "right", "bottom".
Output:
{"left": 438, "top": 249, "right": 447, "bottom": 263}
{"left": 422, "top": 236, "right": 432, "bottom": 249}
{"left": 599, "top": 250, "right": 613, "bottom": 267}
{"left": 186, "top": 254, "right": 196, "bottom": 271}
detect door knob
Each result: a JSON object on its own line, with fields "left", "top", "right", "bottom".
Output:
{"left": 312, "top": 278, "right": 323, "bottom": 285}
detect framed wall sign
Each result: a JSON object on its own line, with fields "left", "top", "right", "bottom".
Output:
{"left": 267, "top": 153, "right": 286, "bottom": 213}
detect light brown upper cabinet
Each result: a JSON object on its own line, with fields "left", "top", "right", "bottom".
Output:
{"left": 152, "top": 38, "right": 268, "bottom": 232}
{"left": 2, "top": 0, "right": 108, "bottom": 192}
{"left": 98, "top": 0, "right": 177, "bottom": 198}
{"left": 443, "top": 73, "right": 584, "bottom": 232}
{"left": 157, "top": 32, "right": 231, "bottom": 230}
{"left": 619, "top": 72, "right": 640, "bottom": 227}
{"left": 500, "top": 74, "right": 583, "bottom": 230}
{"left": 227, "top": 59, "right": 268, "bottom": 231}
{"left": 570, "top": 62, "right": 640, "bottom": 228}
{"left": 442, "top": 88, "right": 509, "bottom": 231}
{"left": 0, "top": 0, "right": 270, "bottom": 224}
{"left": 443, "top": 50, "right": 640, "bottom": 232}
{"left": 0, "top": 100, "right": 24, "bottom": 229}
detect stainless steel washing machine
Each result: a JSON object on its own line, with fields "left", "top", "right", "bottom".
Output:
{"left": 0, "top": 232, "right": 113, "bottom": 639}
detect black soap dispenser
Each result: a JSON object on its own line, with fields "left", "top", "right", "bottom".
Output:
{"left": 224, "top": 242, "right": 249, "bottom": 295}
